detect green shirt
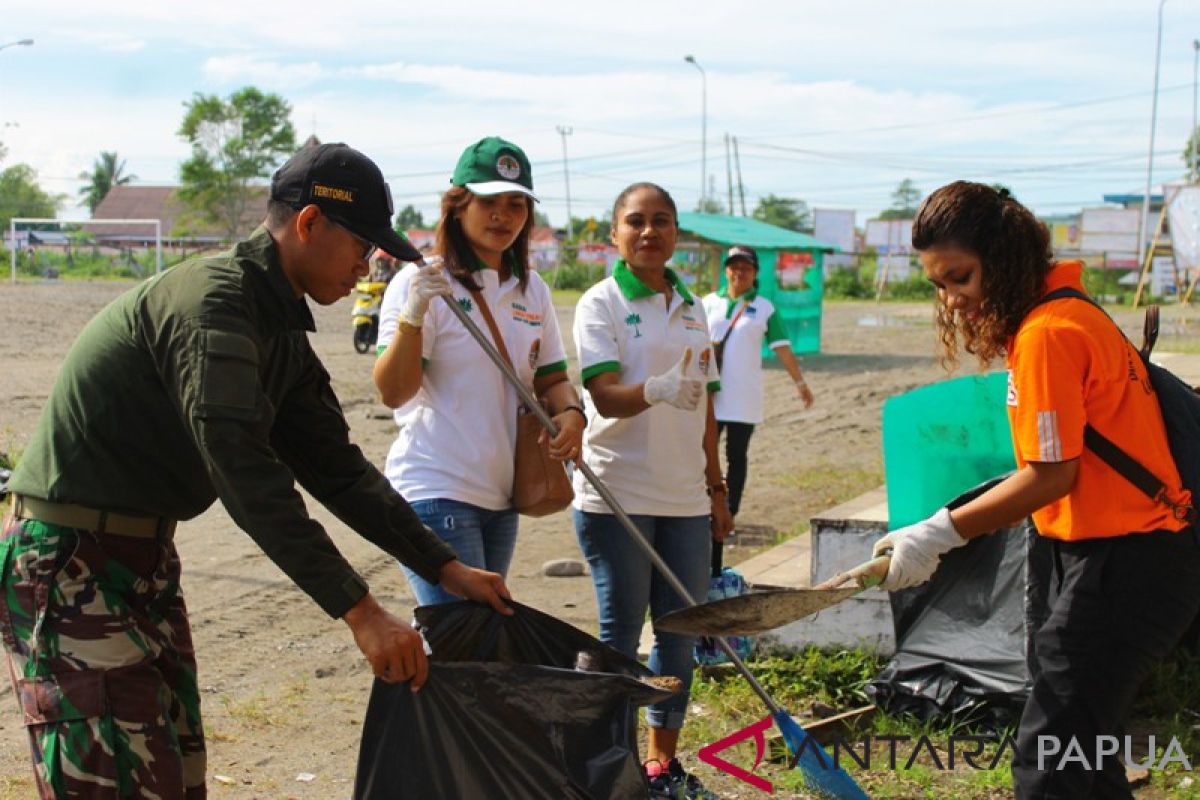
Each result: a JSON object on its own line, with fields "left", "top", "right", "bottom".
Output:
{"left": 10, "top": 227, "right": 456, "bottom": 618}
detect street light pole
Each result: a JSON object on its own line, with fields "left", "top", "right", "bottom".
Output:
{"left": 684, "top": 55, "right": 707, "bottom": 211}
{"left": 1138, "top": 0, "right": 1167, "bottom": 264}
{"left": 0, "top": 38, "right": 33, "bottom": 53}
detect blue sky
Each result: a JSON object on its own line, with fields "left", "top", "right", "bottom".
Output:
{"left": 3, "top": 0, "right": 1200, "bottom": 227}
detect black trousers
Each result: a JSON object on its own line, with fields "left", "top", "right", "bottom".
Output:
{"left": 1012, "top": 527, "right": 1200, "bottom": 799}
{"left": 712, "top": 421, "right": 755, "bottom": 575}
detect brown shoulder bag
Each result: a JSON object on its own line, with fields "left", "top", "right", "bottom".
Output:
{"left": 470, "top": 288, "right": 574, "bottom": 517}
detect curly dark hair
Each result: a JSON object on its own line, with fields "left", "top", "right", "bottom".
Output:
{"left": 911, "top": 181, "right": 1053, "bottom": 369}
{"left": 434, "top": 185, "right": 533, "bottom": 293}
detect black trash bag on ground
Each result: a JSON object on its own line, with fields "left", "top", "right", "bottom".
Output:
{"left": 866, "top": 476, "right": 1051, "bottom": 732}
{"left": 353, "top": 600, "right": 673, "bottom": 800}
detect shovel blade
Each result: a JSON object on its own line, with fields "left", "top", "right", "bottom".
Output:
{"left": 654, "top": 587, "right": 864, "bottom": 636}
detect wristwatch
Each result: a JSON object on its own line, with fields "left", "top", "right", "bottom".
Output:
{"left": 706, "top": 480, "right": 728, "bottom": 498}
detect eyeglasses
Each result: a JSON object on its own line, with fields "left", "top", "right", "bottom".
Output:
{"left": 326, "top": 215, "right": 377, "bottom": 262}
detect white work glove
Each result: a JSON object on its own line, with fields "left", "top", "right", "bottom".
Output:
{"left": 643, "top": 347, "right": 703, "bottom": 410}
{"left": 399, "top": 258, "right": 451, "bottom": 328}
{"left": 872, "top": 507, "right": 966, "bottom": 591}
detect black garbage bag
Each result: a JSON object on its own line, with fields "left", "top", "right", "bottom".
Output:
{"left": 353, "top": 601, "right": 673, "bottom": 799}
{"left": 866, "top": 476, "right": 1051, "bottom": 732}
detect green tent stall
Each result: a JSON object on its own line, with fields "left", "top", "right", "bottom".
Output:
{"left": 676, "top": 212, "right": 837, "bottom": 355}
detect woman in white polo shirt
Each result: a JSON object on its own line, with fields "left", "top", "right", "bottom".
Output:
{"left": 702, "top": 245, "right": 813, "bottom": 569}
{"left": 373, "top": 136, "right": 585, "bottom": 606}
{"left": 573, "top": 181, "right": 733, "bottom": 797}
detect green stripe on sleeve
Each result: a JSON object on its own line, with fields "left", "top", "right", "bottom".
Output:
{"left": 581, "top": 360, "right": 621, "bottom": 381}
{"left": 707, "top": 380, "right": 722, "bottom": 393}
{"left": 765, "top": 309, "right": 789, "bottom": 345}
{"left": 535, "top": 359, "right": 568, "bottom": 378}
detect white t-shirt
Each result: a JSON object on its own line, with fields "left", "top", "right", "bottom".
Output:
{"left": 572, "top": 262, "right": 720, "bottom": 517}
{"left": 377, "top": 262, "right": 569, "bottom": 510}
{"left": 702, "top": 290, "right": 791, "bottom": 425}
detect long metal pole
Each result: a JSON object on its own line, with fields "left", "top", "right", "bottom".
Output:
{"left": 435, "top": 289, "right": 778, "bottom": 709}
{"left": 1139, "top": 0, "right": 1167, "bottom": 265}
{"left": 685, "top": 56, "right": 707, "bottom": 210}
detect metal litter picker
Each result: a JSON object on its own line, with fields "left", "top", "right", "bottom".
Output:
{"left": 436, "top": 289, "right": 869, "bottom": 799}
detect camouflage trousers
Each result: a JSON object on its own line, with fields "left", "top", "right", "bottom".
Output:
{"left": 0, "top": 515, "right": 206, "bottom": 799}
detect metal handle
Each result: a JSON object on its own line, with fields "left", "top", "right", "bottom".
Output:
{"left": 435, "top": 288, "right": 782, "bottom": 713}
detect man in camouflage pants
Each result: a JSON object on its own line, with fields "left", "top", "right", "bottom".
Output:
{"left": 1, "top": 143, "right": 513, "bottom": 798}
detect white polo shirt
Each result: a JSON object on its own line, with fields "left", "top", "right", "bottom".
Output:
{"left": 702, "top": 289, "right": 791, "bottom": 425}
{"left": 377, "top": 261, "right": 568, "bottom": 510}
{"left": 573, "top": 261, "right": 720, "bottom": 517}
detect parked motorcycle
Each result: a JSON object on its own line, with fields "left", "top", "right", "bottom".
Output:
{"left": 351, "top": 280, "right": 389, "bottom": 354}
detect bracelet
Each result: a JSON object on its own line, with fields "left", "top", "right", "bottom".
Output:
{"left": 563, "top": 404, "right": 587, "bottom": 426}
{"left": 706, "top": 480, "right": 728, "bottom": 497}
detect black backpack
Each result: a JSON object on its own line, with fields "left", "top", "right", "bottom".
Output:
{"left": 1034, "top": 287, "right": 1200, "bottom": 526}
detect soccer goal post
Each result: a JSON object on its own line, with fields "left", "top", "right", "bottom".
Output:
{"left": 8, "top": 217, "right": 163, "bottom": 285}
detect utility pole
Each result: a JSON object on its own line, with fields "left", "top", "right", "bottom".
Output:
{"left": 732, "top": 135, "right": 747, "bottom": 216}
{"left": 724, "top": 134, "right": 734, "bottom": 214}
{"left": 1138, "top": 0, "right": 1167, "bottom": 265}
{"left": 556, "top": 125, "right": 574, "bottom": 236}
{"left": 684, "top": 55, "right": 707, "bottom": 210}
{"left": 1192, "top": 39, "right": 1199, "bottom": 182}
{"left": 554, "top": 126, "right": 574, "bottom": 291}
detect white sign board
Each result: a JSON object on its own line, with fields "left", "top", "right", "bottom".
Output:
{"left": 813, "top": 208, "right": 856, "bottom": 253}
{"left": 1080, "top": 208, "right": 1140, "bottom": 254}
{"left": 864, "top": 219, "right": 912, "bottom": 254}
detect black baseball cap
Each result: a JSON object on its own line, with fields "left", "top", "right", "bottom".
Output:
{"left": 271, "top": 143, "right": 422, "bottom": 261}
{"left": 724, "top": 245, "right": 759, "bottom": 268}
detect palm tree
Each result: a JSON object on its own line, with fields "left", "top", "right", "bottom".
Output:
{"left": 78, "top": 151, "right": 136, "bottom": 214}
{"left": 625, "top": 312, "right": 642, "bottom": 338}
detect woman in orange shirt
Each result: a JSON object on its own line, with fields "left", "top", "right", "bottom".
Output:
{"left": 868, "top": 181, "right": 1200, "bottom": 799}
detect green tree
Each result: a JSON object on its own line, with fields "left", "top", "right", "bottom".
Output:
{"left": 752, "top": 194, "right": 811, "bottom": 232}
{"left": 394, "top": 204, "right": 425, "bottom": 232}
{"left": 177, "top": 86, "right": 296, "bottom": 241}
{"left": 78, "top": 151, "right": 137, "bottom": 215}
{"left": 533, "top": 208, "right": 551, "bottom": 228}
{"left": 879, "top": 178, "right": 921, "bottom": 220}
{"left": 1183, "top": 126, "right": 1200, "bottom": 183}
{"left": 695, "top": 196, "right": 725, "bottom": 214}
{"left": 0, "top": 163, "right": 64, "bottom": 232}
{"left": 569, "top": 216, "right": 611, "bottom": 242}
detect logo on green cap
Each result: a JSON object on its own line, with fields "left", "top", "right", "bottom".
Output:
{"left": 496, "top": 154, "right": 521, "bottom": 180}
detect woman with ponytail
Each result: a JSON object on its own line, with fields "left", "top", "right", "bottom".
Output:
{"left": 861, "top": 180, "right": 1200, "bottom": 798}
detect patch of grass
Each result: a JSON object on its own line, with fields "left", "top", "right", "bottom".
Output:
{"left": 0, "top": 774, "right": 34, "bottom": 800}
{"left": 772, "top": 460, "right": 884, "bottom": 513}
{"left": 218, "top": 677, "right": 311, "bottom": 731}
{"left": 550, "top": 287, "right": 584, "bottom": 307}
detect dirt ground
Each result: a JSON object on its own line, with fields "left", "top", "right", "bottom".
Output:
{"left": 0, "top": 279, "right": 1182, "bottom": 798}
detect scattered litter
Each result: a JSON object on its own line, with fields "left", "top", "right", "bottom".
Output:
{"left": 295, "top": 773, "right": 316, "bottom": 783}
{"left": 1180, "top": 776, "right": 1194, "bottom": 790}
{"left": 542, "top": 558, "right": 586, "bottom": 577}
{"left": 314, "top": 666, "right": 335, "bottom": 679}
{"left": 213, "top": 775, "right": 235, "bottom": 785}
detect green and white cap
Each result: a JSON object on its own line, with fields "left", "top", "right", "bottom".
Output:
{"left": 451, "top": 136, "right": 538, "bottom": 201}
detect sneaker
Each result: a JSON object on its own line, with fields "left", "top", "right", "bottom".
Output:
{"left": 646, "top": 758, "right": 719, "bottom": 799}
{"left": 645, "top": 760, "right": 672, "bottom": 798}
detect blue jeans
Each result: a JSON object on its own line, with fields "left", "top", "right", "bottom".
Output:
{"left": 400, "top": 499, "right": 518, "bottom": 606}
{"left": 573, "top": 509, "right": 711, "bottom": 730}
